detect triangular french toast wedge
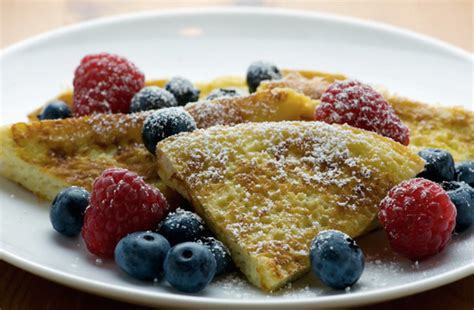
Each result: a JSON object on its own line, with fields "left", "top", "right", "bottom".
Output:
{"left": 186, "top": 87, "right": 317, "bottom": 128}
{"left": 0, "top": 112, "right": 183, "bottom": 202}
{"left": 156, "top": 121, "right": 425, "bottom": 291}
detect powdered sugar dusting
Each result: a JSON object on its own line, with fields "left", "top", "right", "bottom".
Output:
{"left": 85, "top": 111, "right": 148, "bottom": 136}
{"left": 184, "top": 87, "right": 302, "bottom": 129}
{"left": 185, "top": 100, "right": 244, "bottom": 128}
{"left": 179, "top": 121, "right": 377, "bottom": 211}
{"left": 211, "top": 273, "right": 254, "bottom": 299}
{"left": 204, "top": 228, "right": 458, "bottom": 299}
{"left": 262, "top": 72, "right": 329, "bottom": 100}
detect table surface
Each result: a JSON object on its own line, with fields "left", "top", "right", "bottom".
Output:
{"left": 1, "top": 1, "right": 473, "bottom": 309}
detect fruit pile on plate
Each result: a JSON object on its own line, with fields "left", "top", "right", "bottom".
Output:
{"left": 9, "top": 52, "right": 474, "bottom": 293}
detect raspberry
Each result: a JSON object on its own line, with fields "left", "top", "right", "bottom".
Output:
{"left": 378, "top": 178, "right": 456, "bottom": 260}
{"left": 73, "top": 53, "right": 144, "bottom": 116}
{"left": 82, "top": 168, "right": 168, "bottom": 258}
{"left": 315, "top": 80, "right": 409, "bottom": 145}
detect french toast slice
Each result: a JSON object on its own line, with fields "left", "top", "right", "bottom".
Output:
{"left": 262, "top": 72, "right": 474, "bottom": 161}
{"left": 0, "top": 112, "right": 182, "bottom": 205}
{"left": 185, "top": 87, "right": 317, "bottom": 128}
{"left": 156, "top": 121, "right": 425, "bottom": 291}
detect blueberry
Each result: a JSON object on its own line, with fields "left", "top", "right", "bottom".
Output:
{"left": 39, "top": 100, "right": 72, "bottom": 120}
{"left": 417, "top": 149, "right": 455, "bottom": 182}
{"left": 50, "top": 186, "right": 90, "bottom": 237}
{"left": 310, "top": 230, "right": 365, "bottom": 289}
{"left": 142, "top": 107, "right": 196, "bottom": 154}
{"left": 114, "top": 231, "right": 170, "bottom": 281}
{"left": 165, "top": 77, "right": 200, "bottom": 106}
{"left": 164, "top": 242, "right": 216, "bottom": 293}
{"left": 197, "top": 237, "right": 232, "bottom": 276}
{"left": 442, "top": 181, "right": 474, "bottom": 233}
{"left": 246, "top": 61, "right": 282, "bottom": 93}
{"left": 456, "top": 161, "right": 474, "bottom": 187}
{"left": 130, "top": 86, "right": 177, "bottom": 112}
{"left": 159, "top": 209, "right": 206, "bottom": 246}
{"left": 206, "top": 88, "right": 245, "bottom": 100}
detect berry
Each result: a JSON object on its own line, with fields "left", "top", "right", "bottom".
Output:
{"left": 455, "top": 161, "right": 474, "bottom": 187}
{"left": 314, "top": 80, "right": 409, "bottom": 145}
{"left": 114, "top": 231, "right": 170, "bottom": 280}
{"left": 39, "top": 100, "right": 72, "bottom": 120}
{"left": 158, "top": 208, "right": 206, "bottom": 246}
{"left": 142, "top": 107, "right": 196, "bottom": 154}
{"left": 442, "top": 181, "right": 474, "bottom": 233}
{"left": 206, "top": 88, "right": 244, "bottom": 100}
{"left": 164, "top": 242, "right": 216, "bottom": 293}
{"left": 246, "top": 61, "right": 282, "bottom": 93}
{"left": 310, "top": 230, "right": 364, "bottom": 289}
{"left": 417, "top": 148, "right": 455, "bottom": 182}
{"left": 378, "top": 178, "right": 456, "bottom": 260}
{"left": 130, "top": 86, "right": 177, "bottom": 113}
{"left": 50, "top": 186, "right": 90, "bottom": 237}
{"left": 82, "top": 168, "right": 169, "bottom": 258}
{"left": 73, "top": 53, "right": 144, "bottom": 116}
{"left": 165, "top": 77, "right": 200, "bottom": 106}
{"left": 197, "top": 237, "right": 232, "bottom": 276}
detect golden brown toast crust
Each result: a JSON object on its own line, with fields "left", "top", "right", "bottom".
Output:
{"left": 0, "top": 112, "right": 182, "bottom": 206}
{"left": 385, "top": 95, "right": 474, "bottom": 161}
{"left": 156, "top": 121, "right": 425, "bottom": 291}
{"left": 264, "top": 72, "right": 331, "bottom": 99}
{"left": 11, "top": 113, "right": 151, "bottom": 184}
{"left": 186, "top": 88, "right": 317, "bottom": 128}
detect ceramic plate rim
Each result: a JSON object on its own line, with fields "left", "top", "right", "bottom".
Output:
{"left": 1, "top": 7, "right": 473, "bottom": 309}
{"left": 2, "top": 249, "right": 473, "bottom": 308}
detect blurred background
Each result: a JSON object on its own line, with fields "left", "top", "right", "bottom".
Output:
{"left": 0, "top": 1, "right": 473, "bottom": 309}
{"left": 1, "top": 0, "right": 473, "bottom": 51}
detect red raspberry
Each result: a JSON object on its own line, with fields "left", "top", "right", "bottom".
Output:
{"left": 315, "top": 80, "right": 409, "bottom": 145}
{"left": 73, "top": 53, "right": 144, "bottom": 116}
{"left": 378, "top": 178, "right": 456, "bottom": 260}
{"left": 82, "top": 168, "right": 168, "bottom": 258}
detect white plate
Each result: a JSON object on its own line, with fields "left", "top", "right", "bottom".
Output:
{"left": 1, "top": 7, "right": 473, "bottom": 309}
